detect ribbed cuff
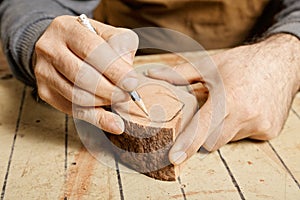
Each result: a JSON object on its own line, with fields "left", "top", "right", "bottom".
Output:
{"left": 15, "top": 17, "right": 54, "bottom": 82}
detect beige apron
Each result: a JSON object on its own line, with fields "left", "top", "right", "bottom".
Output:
{"left": 94, "top": 0, "right": 274, "bottom": 50}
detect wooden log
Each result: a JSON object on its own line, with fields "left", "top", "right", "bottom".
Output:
{"left": 107, "top": 76, "right": 197, "bottom": 181}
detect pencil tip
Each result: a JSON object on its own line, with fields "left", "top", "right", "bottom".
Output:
{"left": 139, "top": 100, "right": 149, "bottom": 117}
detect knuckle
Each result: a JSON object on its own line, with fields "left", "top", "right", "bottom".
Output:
{"left": 37, "top": 86, "right": 49, "bottom": 102}
{"left": 35, "top": 16, "right": 71, "bottom": 58}
{"left": 34, "top": 62, "right": 49, "bottom": 81}
{"left": 254, "top": 118, "right": 280, "bottom": 140}
{"left": 34, "top": 40, "right": 43, "bottom": 54}
{"left": 96, "top": 110, "right": 106, "bottom": 127}
{"left": 96, "top": 110, "right": 113, "bottom": 129}
{"left": 35, "top": 38, "right": 57, "bottom": 61}
{"left": 105, "top": 62, "right": 121, "bottom": 81}
{"left": 52, "top": 15, "right": 70, "bottom": 29}
{"left": 258, "top": 119, "right": 273, "bottom": 134}
{"left": 74, "top": 108, "right": 86, "bottom": 120}
{"left": 75, "top": 67, "right": 91, "bottom": 87}
{"left": 34, "top": 64, "right": 42, "bottom": 77}
{"left": 82, "top": 41, "right": 99, "bottom": 59}
{"left": 74, "top": 108, "right": 97, "bottom": 125}
{"left": 35, "top": 39, "right": 49, "bottom": 57}
{"left": 52, "top": 16, "right": 63, "bottom": 26}
{"left": 73, "top": 90, "right": 88, "bottom": 106}
{"left": 257, "top": 132, "right": 277, "bottom": 140}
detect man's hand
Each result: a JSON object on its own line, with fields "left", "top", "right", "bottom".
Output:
{"left": 148, "top": 34, "right": 300, "bottom": 165}
{"left": 34, "top": 15, "right": 139, "bottom": 134}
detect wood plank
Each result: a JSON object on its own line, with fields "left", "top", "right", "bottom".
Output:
{"left": 119, "top": 166, "right": 184, "bottom": 199}
{"left": 178, "top": 151, "right": 241, "bottom": 199}
{"left": 1, "top": 49, "right": 298, "bottom": 199}
{"left": 269, "top": 99, "right": 300, "bottom": 186}
{"left": 63, "top": 118, "right": 121, "bottom": 200}
{"left": 219, "top": 134, "right": 300, "bottom": 199}
{"left": 0, "top": 79, "right": 24, "bottom": 196}
{"left": 4, "top": 88, "right": 66, "bottom": 199}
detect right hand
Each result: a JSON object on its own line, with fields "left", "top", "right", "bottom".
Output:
{"left": 34, "top": 15, "right": 139, "bottom": 134}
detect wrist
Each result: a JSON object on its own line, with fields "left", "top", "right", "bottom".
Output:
{"left": 259, "top": 33, "right": 300, "bottom": 93}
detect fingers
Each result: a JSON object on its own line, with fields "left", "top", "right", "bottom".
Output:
{"left": 73, "top": 105, "right": 125, "bottom": 134}
{"left": 64, "top": 17, "right": 139, "bottom": 91}
{"left": 38, "top": 87, "right": 124, "bottom": 134}
{"left": 37, "top": 83, "right": 73, "bottom": 115}
{"left": 35, "top": 58, "right": 122, "bottom": 107}
{"left": 37, "top": 76, "right": 124, "bottom": 134}
{"left": 46, "top": 45, "right": 129, "bottom": 103}
{"left": 169, "top": 96, "right": 241, "bottom": 165}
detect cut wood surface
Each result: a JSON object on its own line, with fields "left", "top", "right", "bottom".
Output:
{"left": 108, "top": 76, "right": 198, "bottom": 181}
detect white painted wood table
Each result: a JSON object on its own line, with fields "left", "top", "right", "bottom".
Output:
{"left": 0, "top": 49, "right": 299, "bottom": 200}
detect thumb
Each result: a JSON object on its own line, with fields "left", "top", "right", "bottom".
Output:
{"left": 169, "top": 98, "right": 213, "bottom": 165}
{"left": 147, "top": 62, "right": 203, "bottom": 85}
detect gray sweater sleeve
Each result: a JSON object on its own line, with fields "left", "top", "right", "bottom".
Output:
{"left": 0, "top": 0, "right": 99, "bottom": 87}
{"left": 0, "top": 0, "right": 300, "bottom": 87}
{"left": 267, "top": 0, "right": 300, "bottom": 39}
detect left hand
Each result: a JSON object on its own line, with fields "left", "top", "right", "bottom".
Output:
{"left": 147, "top": 34, "right": 300, "bottom": 165}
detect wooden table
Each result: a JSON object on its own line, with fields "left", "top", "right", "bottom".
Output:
{"left": 0, "top": 49, "right": 299, "bottom": 200}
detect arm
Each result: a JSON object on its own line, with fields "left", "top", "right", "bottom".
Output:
{"left": 264, "top": 0, "right": 300, "bottom": 90}
{"left": 0, "top": 0, "right": 99, "bottom": 87}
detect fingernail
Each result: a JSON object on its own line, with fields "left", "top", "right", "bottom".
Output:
{"left": 122, "top": 77, "right": 139, "bottom": 91}
{"left": 113, "top": 119, "right": 124, "bottom": 134}
{"left": 112, "top": 90, "right": 130, "bottom": 102}
{"left": 147, "top": 68, "right": 163, "bottom": 74}
{"left": 170, "top": 151, "right": 187, "bottom": 165}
